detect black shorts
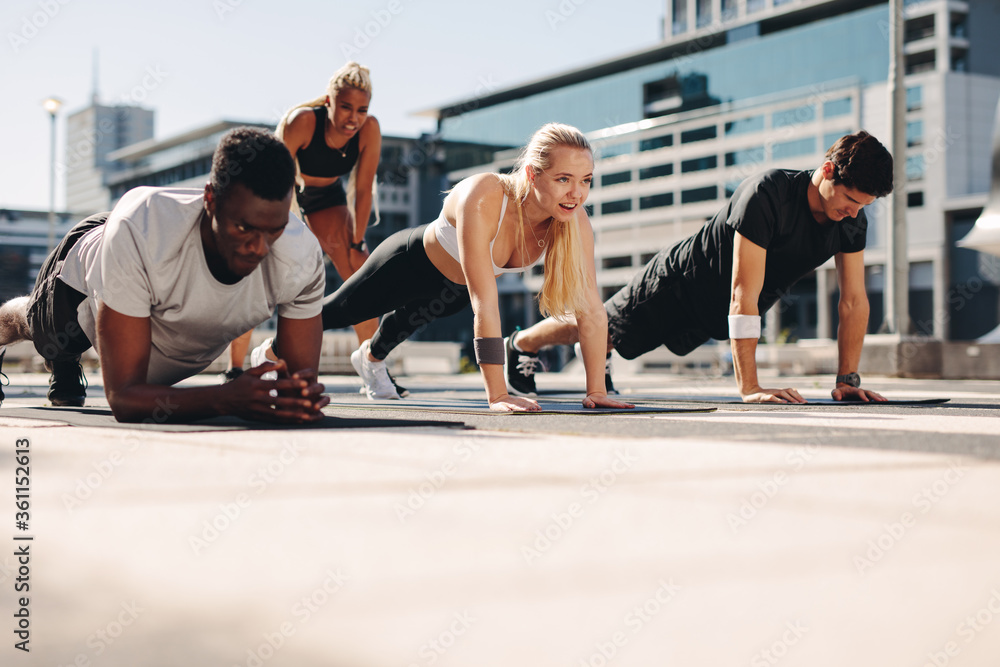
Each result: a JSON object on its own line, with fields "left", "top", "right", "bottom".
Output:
{"left": 26, "top": 213, "right": 108, "bottom": 362}
{"left": 297, "top": 180, "right": 346, "bottom": 216}
{"left": 605, "top": 252, "right": 711, "bottom": 360}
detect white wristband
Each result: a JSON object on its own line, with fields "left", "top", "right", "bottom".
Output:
{"left": 728, "top": 314, "right": 761, "bottom": 339}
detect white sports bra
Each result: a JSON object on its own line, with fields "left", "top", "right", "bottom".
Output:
{"left": 432, "top": 193, "right": 545, "bottom": 275}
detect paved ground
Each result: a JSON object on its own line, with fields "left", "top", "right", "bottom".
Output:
{"left": 1, "top": 368, "right": 998, "bottom": 666}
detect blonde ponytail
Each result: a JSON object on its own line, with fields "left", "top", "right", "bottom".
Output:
{"left": 496, "top": 123, "right": 593, "bottom": 320}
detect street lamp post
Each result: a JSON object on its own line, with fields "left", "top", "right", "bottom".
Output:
{"left": 42, "top": 96, "right": 63, "bottom": 255}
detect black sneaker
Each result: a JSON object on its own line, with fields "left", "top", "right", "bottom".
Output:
{"left": 604, "top": 354, "right": 619, "bottom": 395}
{"left": 504, "top": 333, "right": 542, "bottom": 397}
{"left": 220, "top": 367, "right": 244, "bottom": 383}
{"left": 574, "top": 343, "right": 619, "bottom": 395}
{"left": 0, "top": 347, "right": 8, "bottom": 406}
{"left": 46, "top": 357, "right": 87, "bottom": 407}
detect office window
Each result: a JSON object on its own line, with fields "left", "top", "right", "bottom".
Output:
{"left": 772, "top": 137, "right": 816, "bottom": 160}
{"left": 601, "top": 171, "right": 631, "bottom": 187}
{"left": 602, "top": 255, "right": 634, "bottom": 269}
{"left": 773, "top": 104, "right": 816, "bottom": 128}
{"left": 823, "top": 98, "right": 852, "bottom": 118}
{"left": 907, "top": 120, "right": 924, "bottom": 146}
{"left": 682, "top": 186, "right": 718, "bottom": 204}
{"left": 639, "top": 193, "right": 675, "bottom": 210}
{"left": 906, "top": 85, "right": 923, "bottom": 111}
{"left": 908, "top": 191, "right": 924, "bottom": 207}
{"left": 639, "top": 163, "right": 674, "bottom": 180}
{"left": 601, "top": 199, "right": 632, "bottom": 215}
{"left": 681, "top": 155, "right": 718, "bottom": 173}
{"left": 681, "top": 125, "right": 717, "bottom": 144}
{"left": 906, "top": 155, "right": 925, "bottom": 180}
{"left": 725, "top": 146, "right": 765, "bottom": 167}
{"left": 639, "top": 134, "right": 673, "bottom": 151}
{"left": 725, "top": 115, "right": 765, "bottom": 136}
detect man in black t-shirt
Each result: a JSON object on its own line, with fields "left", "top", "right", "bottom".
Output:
{"left": 506, "top": 131, "right": 894, "bottom": 403}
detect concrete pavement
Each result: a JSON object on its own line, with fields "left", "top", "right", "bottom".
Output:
{"left": 0, "top": 369, "right": 998, "bottom": 666}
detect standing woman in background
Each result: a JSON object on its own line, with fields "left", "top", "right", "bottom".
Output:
{"left": 276, "top": 61, "right": 382, "bottom": 346}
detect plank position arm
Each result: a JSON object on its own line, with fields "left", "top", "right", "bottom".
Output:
{"left": 729, "top": 232, "right": 806, "bottom": 404}
{"left": 832, "top": 250, "right": 885, "bottom": 402}
{"left": 573, "top": 209, "right": 633, "bottom": 409}
{"left": 97, "top": 304, "right": 328, "bottom": 423}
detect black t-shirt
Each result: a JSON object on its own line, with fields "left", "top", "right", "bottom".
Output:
{"left": 662, "top": 169, "right": 867, "bottom": 340}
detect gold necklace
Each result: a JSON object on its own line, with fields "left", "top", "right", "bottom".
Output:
{"left": 517, "top": 197, "right": 546, "bottom": 248}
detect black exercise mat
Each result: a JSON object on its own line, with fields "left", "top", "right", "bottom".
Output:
{"left": 619, "top": 396, "right": 950, "bottom": 406}
{"left": 325, "top": 398, "right": 716, "bottom": 416}
{"left": 0, "top": 406, "right": 465, "bottom": 431}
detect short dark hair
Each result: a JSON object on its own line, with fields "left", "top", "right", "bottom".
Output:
{"left": 825, "top": 130, "right": 894, "bottom": 198}
{"left": 209, "top": 127, "right": 295, "bottom": 203}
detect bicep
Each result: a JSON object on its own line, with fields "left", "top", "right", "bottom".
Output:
{"left": 96, "top": 301, "right": 151, "bottom": 393}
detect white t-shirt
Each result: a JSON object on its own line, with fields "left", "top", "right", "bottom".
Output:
{"left": 59, "top": 187, "right": 325, "bottom": 386}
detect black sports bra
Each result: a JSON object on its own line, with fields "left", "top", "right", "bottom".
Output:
{"left": 295, "top": 107, "right": 360, "bottom": 178}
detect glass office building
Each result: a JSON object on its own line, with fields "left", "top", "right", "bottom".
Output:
{"left": 427, "top": 0, "right": 1000, "bottom": 343}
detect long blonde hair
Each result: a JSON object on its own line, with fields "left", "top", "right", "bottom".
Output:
{"left": 495, "top": 123, "right": 593, "bottom": 320}
{"left": 276, "top": 62, "right": 379, "bottom": 226}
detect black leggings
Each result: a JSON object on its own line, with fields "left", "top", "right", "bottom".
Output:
{"left": 321, "top": 224, "right": 471, "bottom": 360}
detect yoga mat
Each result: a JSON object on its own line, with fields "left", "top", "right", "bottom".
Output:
{"left": 324, "top": 398, "right": 716, "bottom": 416}
{"left": 0, "top": 406, "right": 465, "bottom": 431}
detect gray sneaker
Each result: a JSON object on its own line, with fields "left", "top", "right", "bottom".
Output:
{"left": 351, "top": 340, "right": 401, "bottom": 400}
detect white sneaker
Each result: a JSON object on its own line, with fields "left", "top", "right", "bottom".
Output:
{"left": 250, "top": 337, "right": 278, "bottom": 381}
{"left": 351, "top": 340, "right": 400, "bottom": 400}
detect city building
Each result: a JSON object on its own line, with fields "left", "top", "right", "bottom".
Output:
{"left": 0, "top": 208, "right": 74, "bottom": 303}
{"left": 64, "top": 102, "right": 154, "bottom": 214}
{"left": 425, "top": 0, "right": 1000, "bottom": 343}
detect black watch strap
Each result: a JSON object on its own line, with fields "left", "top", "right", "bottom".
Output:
{"left": 836, "top": 372, "right": 861, "bottom": 387}
{"left": 349, "top": 240, "right": 367, "bottom": 252}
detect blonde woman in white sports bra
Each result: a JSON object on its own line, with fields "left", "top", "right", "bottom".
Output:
{"left": 321, "top": 123, "right": 634, "bottom": 413}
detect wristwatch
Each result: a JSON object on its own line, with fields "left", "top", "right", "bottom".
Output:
{"left": 836, "top": 372, "right": 861, "bottom": 387}
{"left": 349, "top": 240, "right": 367, "bottom": 252}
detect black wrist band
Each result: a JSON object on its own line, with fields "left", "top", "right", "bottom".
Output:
{"left": 349, "top": 240, "right": 366, "bottom": 252}
{"left": 474, "top": 337, "right": 505, "bottom": 365}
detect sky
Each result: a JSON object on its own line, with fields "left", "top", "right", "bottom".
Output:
{"left": 1, "top": 0, "right": 665, "bottom": 211}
